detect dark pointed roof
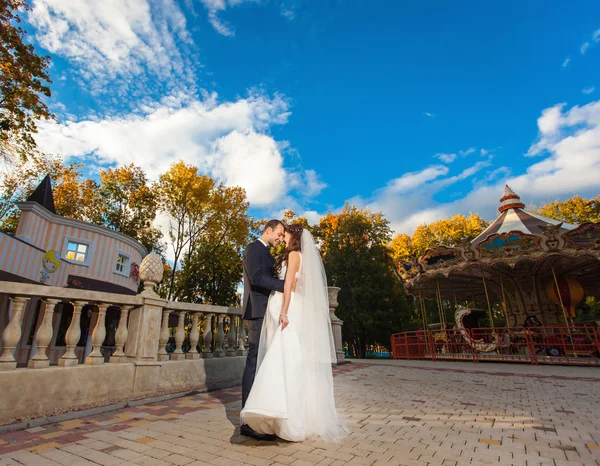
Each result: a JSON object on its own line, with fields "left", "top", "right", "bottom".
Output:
{"left": 26, "top": 174, "right": 56, "bottom": 214}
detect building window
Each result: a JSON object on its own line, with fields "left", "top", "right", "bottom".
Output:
{"left": 61, "top": 237, "right": 94, "bottom": 267}
{"left": 65, "top": 241, "right": 88, "bottom": 263}
{"left": 115, "top": 253, "right": 130, "bottom": 276}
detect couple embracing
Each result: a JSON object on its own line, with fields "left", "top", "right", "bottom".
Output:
{"left": 240, "top": 220, "right": 348, "bottom": 443}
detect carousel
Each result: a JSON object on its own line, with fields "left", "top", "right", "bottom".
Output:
{"left": 393, "top": 185, "right": 600, "bottom": 365}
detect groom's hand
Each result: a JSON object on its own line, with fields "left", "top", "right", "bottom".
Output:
{"left": 279, "top": 314, "right": 289, "bottom": 330}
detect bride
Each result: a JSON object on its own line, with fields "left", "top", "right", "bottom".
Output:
{"left": 240, "top": 224, "right": 349, "bottom": 443}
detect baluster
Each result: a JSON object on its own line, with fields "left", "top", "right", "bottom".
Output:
{"left": 28, "top": 299, "right": 60, "bottom": 368}
{"left": 86, "top": 303, "right": 109, "bottom": 365}
{"left": 110, "top": 305, "right": 132, "bottom": 363}
{"left": 157, "top": 309, "right": 171, "bottom": 361}
{"left": 171, "top": 311, "right": 186, "bottom": 361}
{"left": 59, "top": 301, "right": 87, "bottom": 367}
{"left": 214, "top": 314, "right": 225, "bottom": 357}
{"left": 201, "top": 314, "right": 214, "bottom": 359}
{"left": 226, "top": 316, "right": 237, "bottom": 357}
{"left": 236, "top": 316, "right": 247, "bottom": 356}
{"left": 0, "top": 297, "right": 29, "bottom": 371}
{"left": 187, "top": 312, "right": 200, "bottom": 359}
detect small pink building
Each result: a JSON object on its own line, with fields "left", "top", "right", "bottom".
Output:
{"left": 0, "top": 176, "right": 147, "bottom": 365}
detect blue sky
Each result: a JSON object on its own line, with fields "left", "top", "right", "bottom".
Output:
{"left": 26, "top": 0, "right": 600, "bottom": 243}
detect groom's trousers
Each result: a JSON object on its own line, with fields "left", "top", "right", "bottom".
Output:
{"left": 241, "top": 318, "right": 263, "bottom": 409}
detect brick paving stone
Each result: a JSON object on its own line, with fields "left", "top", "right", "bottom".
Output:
{"left": 2, "top": 360, "right": 600, "bottom": 465}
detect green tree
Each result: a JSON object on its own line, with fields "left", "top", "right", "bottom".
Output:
{"left": 315, "top": 204, "right": 410, "bottom": 358}
{"left": 1, "top": 0, "right": 53, "bottom": 160}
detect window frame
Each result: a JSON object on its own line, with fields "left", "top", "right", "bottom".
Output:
{"left": 61, "top": 237, "right": 94, "bottom": 267}
{"left": 114, "top": 251, "right": 132, "bottom": 277}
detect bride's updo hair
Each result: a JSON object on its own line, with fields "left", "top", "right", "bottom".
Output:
{"left": 274, "top": 223, "right": 303, "bottom": 274}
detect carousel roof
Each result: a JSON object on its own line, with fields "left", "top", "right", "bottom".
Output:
{"left": 471, "top": 185, "right": 576, "bottom": 246}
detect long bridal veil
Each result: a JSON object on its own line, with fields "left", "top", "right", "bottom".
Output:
{"left": 296, "top": 229, "right": 348, "bottom": 442}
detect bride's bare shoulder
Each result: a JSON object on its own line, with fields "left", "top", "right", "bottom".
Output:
{"left": 288, "top": 250, "right": 301, "bottom": 263}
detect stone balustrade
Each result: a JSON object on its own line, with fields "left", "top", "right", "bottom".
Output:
{"left": 0, "top": 281, "right": 243, "bottom": 371}
{"left": 0, "top": 253, "right": 344, "bottom": 424}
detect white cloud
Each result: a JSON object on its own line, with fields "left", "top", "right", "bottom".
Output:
{"left": 29, "top": 0, "right": 197, "bottom": 98}
{"left": 458, "top": 147, "right": 476, "bottom": 157}
{"left": 434, "top": 147, "right": 477, "bottom": 164}
{"left": 286, "top": 169, "right": 328, "bottom": 198}
{"left": 35, "top": 91, "right": 309, "bottom": 208}
{"left": 384, "top": 166, "right": 449, "bottom": 195}
{"left": 424, "top": 112, "right": 435, "bottom": 117}
{"left": 583, "top": 87, "right": 595, "bottom": 95}
{"left": 280, "top": 7, "right": 296, "bottom": 20}
{"left": 359, "top": 99, "right": 600, "bottom": 235}
{"left": 594, "top": 29, "right": 600, "bottom": 42}
{"left": 434, "top": 153, "right": 456, "bottom": 163}
{"left": 302, "top": 170, "right": 327, "bottom": 197}
{"left": 196, "top": 0, "right": 258, "bottom": 36}
{"left": 581, "top": 42, "right": 590, "bottom": 54}
{"left": 562, "top": 57, "right": 571, "bottom": 68}
{"left": 535, "top": 103, "right": 566, "bottom": 137}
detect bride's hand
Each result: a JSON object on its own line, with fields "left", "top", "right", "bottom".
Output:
{"left": 279, "top": 314, "right": 289, "bottom": 330}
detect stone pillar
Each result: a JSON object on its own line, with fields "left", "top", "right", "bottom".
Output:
{"left": 236, "top": 317, "right": 247, "bottom": 356}
{"left": 110, "top": 305, "right": 132, "bottom": 363}
{"left": 226, "top": 316, "right": 237, "bottom": 357}
{"left": 0, "top": 297, "right": 29, "bottom": 370}
{"left": 86, "top": 303, "right": 109, "bottom": 365}
{"left": 58, "top": 301, "right": 87, "bottom": 367}
{"left": 157, "top": 308, "right": 171, "bottom": 361}
{"left": 328, "top": 286, "right": 346, "bottom": 364}
{"left": 126, "top": 253, "right": 166, "bottom": 362}
{"left": 187, "top": 312, "right": 200, "bottom": 359}
{"left": 201, "top": 314, "right": 214, "bottom": 359}
{"left": 214, "top": 315, "right": 225, "bottom": 358}
{"left": 171, "top": 311, "right": 186, "bottom": 361}
{"left": 28, "top": 299, "right": 60, "bottom": 368}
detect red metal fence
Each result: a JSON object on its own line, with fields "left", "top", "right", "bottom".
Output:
{"left": 390, "top": 325, "right": 600, "bottom": 366}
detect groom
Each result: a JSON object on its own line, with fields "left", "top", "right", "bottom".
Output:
{"left": 240, "top": 219, "right": 285, "bottom": 440}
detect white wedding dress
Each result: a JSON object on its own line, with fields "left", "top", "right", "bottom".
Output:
{"left": 240, "top": 231, "right": 348, "bottom": 443}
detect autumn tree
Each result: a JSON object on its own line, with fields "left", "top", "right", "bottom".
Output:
{"left": 99, "top": 164, "right": 162, "bottom": 253}
{"left": 315, "top": 204, "right": 410, "bottom": 358}
{"left": 390, "top": 213, "right": 489, "bottom": 262}
{"left": 1, "top": 0, "right": 53, "bottom": 160}
{"left": 532, "top": 195, "right": 600, "bottom": 225}
{"left": 0, "top": 153, "right": 100, "bottom": 232}
{"left": 157, "top": 161, "right": 250, "bottom": 301}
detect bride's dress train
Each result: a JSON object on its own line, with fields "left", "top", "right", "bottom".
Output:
{"left": 240, "top": 234, "right": 348, "bottom": 443}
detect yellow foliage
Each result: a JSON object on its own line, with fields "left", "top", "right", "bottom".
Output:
{"left": 532, "top": 195, "right": 600, "bottom": 224}
{"left": 390, "top": 213, "right": 489, "bottom": 261}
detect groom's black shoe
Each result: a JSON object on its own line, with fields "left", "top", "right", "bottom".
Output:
{"left": 240, "top": 424, "right": 277, "bottom": 441}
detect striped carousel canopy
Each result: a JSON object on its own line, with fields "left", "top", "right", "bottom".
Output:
{"left": 471, "top": 185, "right": 577, "bottom": 246}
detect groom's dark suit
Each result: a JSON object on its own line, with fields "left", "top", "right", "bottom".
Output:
{"left": 241, "top": 239, "right": 285, "bottom": 409}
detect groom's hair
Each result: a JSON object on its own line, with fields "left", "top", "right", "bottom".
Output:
{"left": 263, "top": 219, "right": 284, "bottom": 233}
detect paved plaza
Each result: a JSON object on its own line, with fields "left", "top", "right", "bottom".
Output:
{"left": 1, "top": 360, "right": 600, "bottom": 466}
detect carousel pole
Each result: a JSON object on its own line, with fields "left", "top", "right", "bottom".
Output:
{"left": 500, "top": 276, "right": 510, "bottom": 327}
{"left": 551, "top": 264, "right": 576, "bottom": 357}
{"left": 435, "top": 280, "right": 445, "bottom": 328}
{"left": 419, "top": 291, "right": 428, "bottom": 331}
{"left": 550, "top": 265, "right": 574, "bottom": 329}
{"left": 480, "top": 268, "right": 496, "bottom": 331}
